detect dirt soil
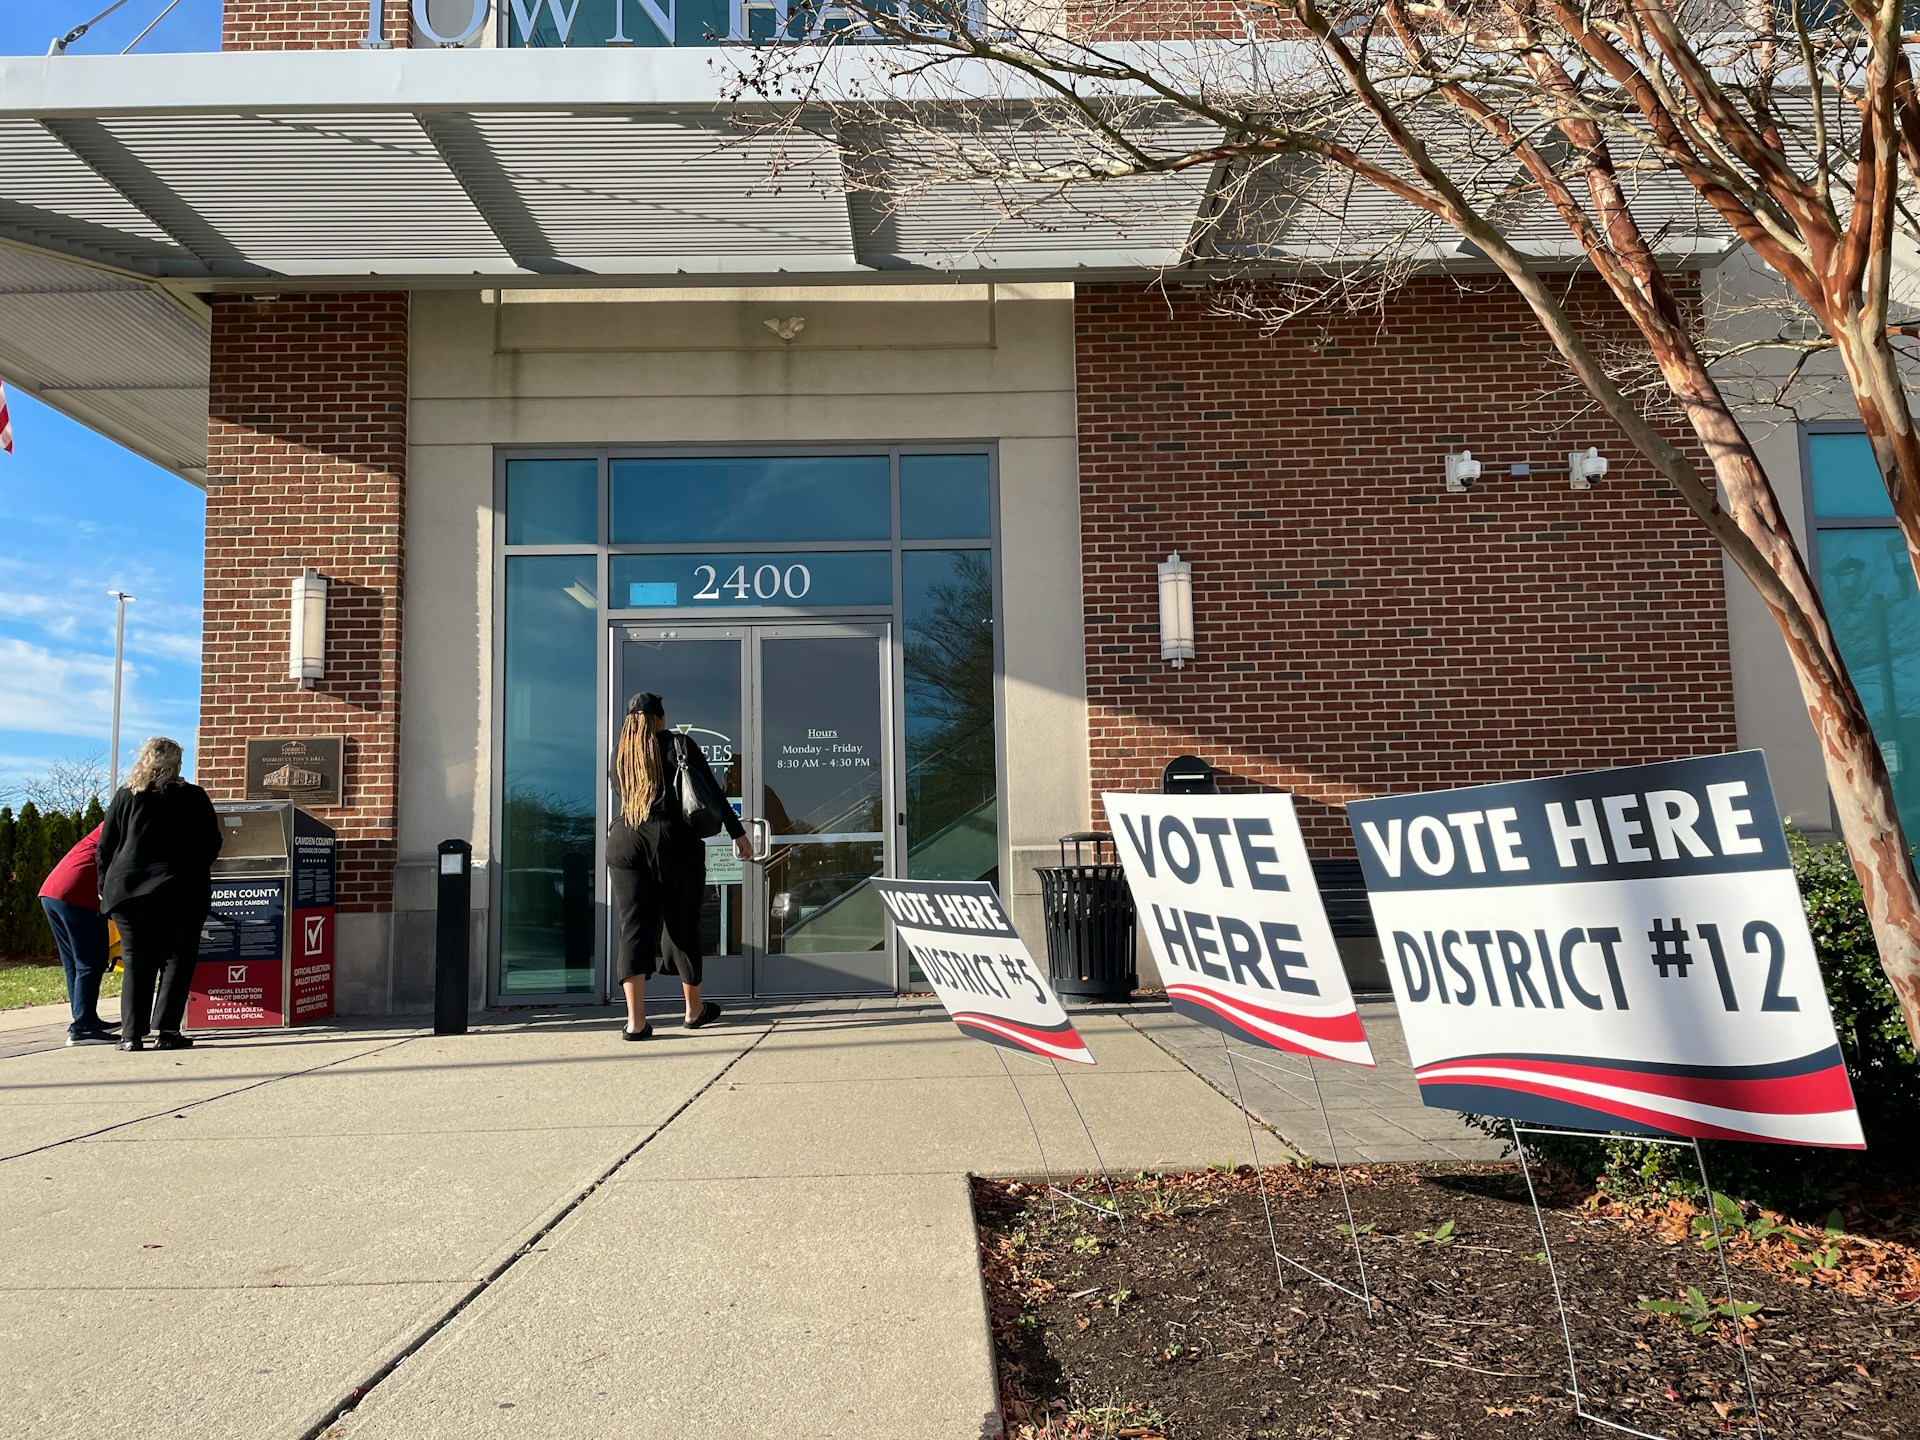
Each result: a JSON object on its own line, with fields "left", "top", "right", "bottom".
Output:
{"left": 975, "top": 1165, "right": 1920, "bottom": 1440}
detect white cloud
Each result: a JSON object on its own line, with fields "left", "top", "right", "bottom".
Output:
{"left": 0, "top": 637, "right": 185, "bottom": 740}
{"left": 0, "top": 554, "right": 201, "bottom": 673}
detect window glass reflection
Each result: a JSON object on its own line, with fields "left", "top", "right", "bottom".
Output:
{"left": 505, "top": 459, "right": 598, "bottom": 546}
{"left": 902, "top": 550, "right": 997, "bottom": 885}
{"left": 1818, "top": 528, "right": 1920, "bottom": 828}
{"left": 611, "top": 456, "right": 890, "bottom": 545}
{"left": 1810, "top": 432, "right": 1894, "bottom": 519}
{"left": 500, "top": 557, "right": 600, "bottom": 994}
{"left": 901, "top": 454, "right": 991, "bottom": 539}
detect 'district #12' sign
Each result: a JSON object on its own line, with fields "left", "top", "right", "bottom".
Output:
{"left": 1348, "top": 751, "right": 1863, "bottom": 1148}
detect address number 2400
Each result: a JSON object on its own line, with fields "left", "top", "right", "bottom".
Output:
{"left": 692, "top": 563, "right": 813, "bottom": 602}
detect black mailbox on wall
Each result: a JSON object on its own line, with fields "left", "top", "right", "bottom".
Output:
{"left": 1160, "top": 754, "right": 1219, "bottom": 795}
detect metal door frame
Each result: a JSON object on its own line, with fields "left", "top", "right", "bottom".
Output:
{"left": 608, "top": 617, "right": 896, "bottom": 1000}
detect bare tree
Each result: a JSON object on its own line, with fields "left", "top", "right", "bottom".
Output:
{"left": 727, "top": 0, "right": 1920, "bottom": 1039}
{"left": 1, "top": 751, "right": 111, "bottom": 815}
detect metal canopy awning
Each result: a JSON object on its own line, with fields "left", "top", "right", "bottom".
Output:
{"left": 0, "top": 47, "right": 1738, "bottom": 482}
{"left": 0, "top": 49, "right": 1227, "bottom": 282}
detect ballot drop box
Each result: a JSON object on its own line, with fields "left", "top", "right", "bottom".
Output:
{"left": 190, "top": 801, "right": 336, "bottom": 1028}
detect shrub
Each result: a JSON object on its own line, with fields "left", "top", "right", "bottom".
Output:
{"left": 0, "top": 802, "right": 99, "bottom": 961}
{"left": 1464, "top": 829, "right": 1920, "bottom": 1217}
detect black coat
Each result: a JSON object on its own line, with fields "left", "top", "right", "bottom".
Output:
{"left": 96, "top": 780, "right": 223, "bottom": 915}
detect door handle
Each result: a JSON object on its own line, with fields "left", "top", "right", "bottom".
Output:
{"left": 748, "top": 817, "right": 771, "bottom": 862}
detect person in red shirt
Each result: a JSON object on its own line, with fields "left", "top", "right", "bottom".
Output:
{"left": 39, "top": 825, "right": 117, "bottom": 1046}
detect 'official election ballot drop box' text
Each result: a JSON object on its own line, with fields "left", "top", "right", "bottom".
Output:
{"left": 191, "top": 801, "right": 336, "bottom": 1029}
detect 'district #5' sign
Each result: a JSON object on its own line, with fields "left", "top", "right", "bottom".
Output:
{"left": 873, "top": 879, "right": 1093, "bottom": 1065}
{"left": 1348, "top": 751, "right": 1863, "bottom": 1148}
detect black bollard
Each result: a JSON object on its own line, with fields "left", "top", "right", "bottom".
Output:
{"left": 434, "top": 839, "right": 472, "bottom": 1036}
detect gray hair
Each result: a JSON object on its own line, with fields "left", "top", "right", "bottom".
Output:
{"left": 125, "top": 737, "right": 183, "bottom": 793}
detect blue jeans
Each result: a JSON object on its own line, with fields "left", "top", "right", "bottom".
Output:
{"left": 41, "top": 897, "right": 111, "bottom": 1037}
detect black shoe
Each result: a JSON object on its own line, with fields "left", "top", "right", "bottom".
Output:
{"left": 623, "top": 1023, "right": 653, "bottom": 1041}
{"left": 117, "top": 1038, "right": 146, "bottom": 1052}
{"left": 685, "top": 1001, "right": 723, "bottom": 1029}
{"left": 84, "top": 1023, "right": 119, "bottom": 1041}
{"left": 154, "top": 1033, "right": 194, "bottom": 1051}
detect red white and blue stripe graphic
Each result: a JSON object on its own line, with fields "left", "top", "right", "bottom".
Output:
{"left": 1413, "top": 1046, "right": 1864, "bottom": 1147}
{"left": 1166, "top": 983, "right": 1376, "bottom": 1068}
{"left": 950, "top": 1011, "right": 1095, "bottom": 1065}
{"left": 0, "top": 380, "right": 12, "bottom": 454}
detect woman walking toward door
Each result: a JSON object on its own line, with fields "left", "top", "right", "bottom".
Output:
{"left": 96, "top": 736, "right": 222, "bottom": 1052}
{"left": 609, "top": 691, "right": 753, "bottom": 1041}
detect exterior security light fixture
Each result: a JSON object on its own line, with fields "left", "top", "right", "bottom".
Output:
{"left": 1568, "top": 445, "right": 1610, "bottom": 490}
{"left": 291, "top": 568, "right": 327, "bottom": 688}
{"left": 1444, "top": 450, "right": 1482, "bottom": 492}
{"left": 1158, "top": 552, "right": 1195, "bottom": 668}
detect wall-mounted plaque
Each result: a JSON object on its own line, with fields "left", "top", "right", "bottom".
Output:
{"left": 244, "top": 736, "right": 344, "bottom": 807}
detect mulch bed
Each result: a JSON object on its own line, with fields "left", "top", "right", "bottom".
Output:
{"left": 975, "top": 1164, "right": 1920, "bottom": 1439}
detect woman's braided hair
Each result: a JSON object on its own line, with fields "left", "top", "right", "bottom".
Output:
{"left": 613, "top": 710, "right": 666, "bottom": 827}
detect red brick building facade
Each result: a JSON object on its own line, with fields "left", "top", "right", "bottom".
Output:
{"left": 160, "top": 4, "right": 1755, "bottom": 1007}
{"left": 1075, "top": 280, "right": 1735, "bottom": 852}
{"left": 202, "top": 294, "right": 409, "bottom": 912}
{"left": 223, "top": 1, "right": 408, "bottom": 48}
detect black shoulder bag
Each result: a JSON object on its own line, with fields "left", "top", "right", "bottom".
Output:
{"left": 671, "top": 733, "right": 729, "bottom": 839}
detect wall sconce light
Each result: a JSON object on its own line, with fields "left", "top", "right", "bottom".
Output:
{"left": 1444, "top": 450, "right": 1482, "bottom": 493}
{"left": 290, "top": 568, "right": 327, "bottom": 688}
{"left": 1158, "top": 552, "right": 1195, "bottom": 668}
{"left": 1567, "top": 445, "right": 1610, "bottom": 490}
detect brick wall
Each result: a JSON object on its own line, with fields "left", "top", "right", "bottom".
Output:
{"left": 1063, "top": 2, "right": 1303, "bottom": 39}
{"left": 203, "top": 294, "right": 409, "bottom": 911}
{"left": 224, "top": 0, "right": 408, "bottom": 49}
{"left": 1077, "top": 279, "right": 1737, "bottom": 854}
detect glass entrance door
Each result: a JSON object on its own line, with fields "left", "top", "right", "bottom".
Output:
{"left": 612, "top": 622, "right": 894, "bottom": 997}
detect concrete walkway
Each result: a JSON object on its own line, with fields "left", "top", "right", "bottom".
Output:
{"left": 1117, "top": 1001, "right": 1509, "bottom": 1164}
{"left": 1, "top": 996, "right": 1307, "bottom": 1440}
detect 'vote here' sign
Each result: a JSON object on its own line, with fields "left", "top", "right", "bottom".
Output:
{"left": 1348, "top": 752, "right": 1863, "bottom": 1147}
{"left": 873, "top": 878, "right": 1094, "bottom": 1065}
{"left": 1104, "top": 792, "right": 1375, "bottom": 1067}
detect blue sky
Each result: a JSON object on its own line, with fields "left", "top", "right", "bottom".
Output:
{"left": 0, "top": 2, "right": 220, "bottom": 797}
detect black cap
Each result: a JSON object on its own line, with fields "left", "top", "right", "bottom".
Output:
{"left": 625, "top": 691, "right": 665, "bottom": 718}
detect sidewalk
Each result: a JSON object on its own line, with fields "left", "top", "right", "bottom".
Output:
{"left": 1118, "top": 1001, "right": 1508, "bottom": 1164}
{"left": 0, "top": 993, "right": 1474, "bottom": 1439}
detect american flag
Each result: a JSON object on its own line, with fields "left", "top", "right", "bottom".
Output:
{"left": 0, "top": 380, "right": 11, "bottom": 454}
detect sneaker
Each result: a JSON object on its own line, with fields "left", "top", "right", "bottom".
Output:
{"left": 154, "top": 1033, "right": 194, "bottom": 1051}
{"left": 66, "top": 1032, "right": 113, "bottom": 1047}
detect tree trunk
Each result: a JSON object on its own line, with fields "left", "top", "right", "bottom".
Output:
{"left": 1781, "top": 621, "right": 1920, "bottom": 1044}
{"left": 1651, "top": 350, "right": 1920, "bottom": 1048}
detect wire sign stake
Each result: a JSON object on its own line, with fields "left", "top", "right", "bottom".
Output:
{"left": 1102, "top": 791, "right": 1381, "bottom": 1312}
{"left": 873, "top": 878, "right": 1119, "bottom": 1220}
{"left": 1512, "top": 1125, "right": 1763, "bottom": 1439}
{"left": 1218, "top": 1032, "right": 1375, "bottom": 1311}
{"left": 1348, "top": 754, "right": 1867, "bottom": 1436}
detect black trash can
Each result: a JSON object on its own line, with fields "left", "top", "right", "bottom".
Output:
{"left": 1037, "top": 832, "right": 1138, "bottom": 1002}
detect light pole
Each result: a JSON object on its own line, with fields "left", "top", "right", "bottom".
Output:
{"left": 108, "top": 590, "right": 133, "bottom": 793}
